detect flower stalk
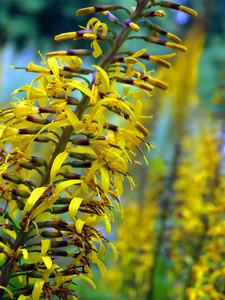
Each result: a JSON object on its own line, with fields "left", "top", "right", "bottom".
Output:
{"left": 0, "top": 0, "right": 197, "bottom": 298}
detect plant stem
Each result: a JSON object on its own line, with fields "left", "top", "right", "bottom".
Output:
{"left": 146, "top": 144, "right": 180, "bottom": 300}
{"left": 0, "top": 229, "right": 29, "bottom": 299}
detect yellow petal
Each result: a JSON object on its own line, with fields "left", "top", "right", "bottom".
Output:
{"left": 0, "top": 227, "right": 17, "bottom": 240}
{"left": 68, "top": 197, "right": 83, "bottom": 222}
{"left": 32, "top": 279, "right": 45, "bottom": 300}
{"left": 18, "top": 296, "right": 31, "bottom": 300}
{"left": 23, "top": 187, "right": 47, "bottom": 213}
{"left": 109, "top": 242, "right": 119, "bottom": 262}
{"left": 100, "top": 167, "right": 109, "bottom": 194}
{"left": 48, "top": 57, "right": 59, "bottom": 79}
{"left": 123, "top": 85, "right": 130, "bottom": 97}
{"left": 90, "top": 257, "right": 107, "bottom": 278}
{"left": 64, "top": 107, "right": 82, "bottom": 133}
{"left": 50, "top": 152, "right": 68, "bottom": 183}
{"left": 69, "top": 81, "right": 93, "bottom": 98}
{"left": 55, "top": 179, "right": 83, "bottom": 195}
{"left": 42, "top": 256, "right": 52, "bottom": 269}
{"left": 92, "top": 40, "right": 102, "bottom": 58}
{"left": 86, "top": 17, "right": 99, "bottom": 29}
{"left": 20, "top": 248, "right": 28, "bottom": 260}
{"left": 41, "top": 239, "right": 51, "bottom": 256}
{"left": 92, "top": 65, "right": 110, "bottom": 90}
{"left": 76, "top": 219, "right": 85, "bottom": 233}
{"left": 103, "top": 214, "right": 111, "bottom": 235}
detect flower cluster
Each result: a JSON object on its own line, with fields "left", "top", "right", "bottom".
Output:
{"left": 0, "top": 1, "right": 197, "bottom": 299}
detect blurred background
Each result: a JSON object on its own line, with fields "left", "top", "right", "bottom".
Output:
{"left": 1, "top": 0, "right": 225, "bottom": 299}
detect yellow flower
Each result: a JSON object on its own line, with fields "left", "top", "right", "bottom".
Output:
{"left": 83, "top": 17, "right": 108, "bottom": 58}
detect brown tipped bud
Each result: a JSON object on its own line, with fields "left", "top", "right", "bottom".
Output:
{"left": 63, "top": 66, "right": 92, "bottom": 75}
{"left": 12, "top": 189, "right": 30, "bottom": 198}
{"left": 2, "top": 173, "right": 23, "bottom": 184}
{"left": 70, "top": 161, "right": 92, "bottom": 168}
{"left": 145, "top": 36, "right": 187, "bottom": 52}
{"left": 66, "top": 97, "right": 80, "bottom": 106}
{"left": 41, "top": 231, "right": 63, "bottom": 238}
{"left": 26, "top": 116, "right": 50, "bottom": 125}
{"left": 34, "top": 136, "right": 50, "bottom": 143}
{"left": 103, "top": 123, "right": 118, "bottom": 132}
{"left": 51, "top": 206, "right": 69, "bottom": 214}
{"left": 147, "top": 22, "right": 181, "bottom": 44}
{"left": 37, "top": 220, "right": 68, "bottom": 229}
{"left": 69, "top": 152, "right": 97, "bottom": 161}
{"left": 77, "top": 5, "right": 118, "bottom": 16}
{"left": 143, "top": 10, "right": 165, "bottom": 17}
{"left": 31, "top": 156, "right": 47, "bottom": 167}
{"left": 19, "top": 127, "right": 42, "bottom": 135}
{"left": 39, "top": 107, "right": 57, "bottom": 114}
{"left": 159, "top": 1, "right": 197, "bottom": 17}
{"left": 20, "top": 264, "right": 36, "bottom": 271}
{"left": 54, "top": 197, "right": 72, "bottom": 205}
{"left": 50, "top": 241, "right": 69, "bottom": 248}
{"left": 46, "top": 49, "right": 92, "bottom": 58}
{"left": 49, "top": 249, "right": 68, "bottom": 257}
{"left": 71, "top": 138, "right": 90, "bottom": 146}
{"left": 67, "top": 49, "right": 92, "bottom": 56}
{"left": 63, "top": 172, "right": 81, "bottom": 180}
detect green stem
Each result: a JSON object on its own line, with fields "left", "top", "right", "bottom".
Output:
{"left": 146, "top": 144, "right": 180, "bottom": 300}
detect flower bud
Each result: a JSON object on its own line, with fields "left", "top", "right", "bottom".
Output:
{"left": 143, "top": 10, "right": 165, "bottom": 17}
{"left": 63, "top": 172, "right": 81, "bottom": 180}
{"left": 71, "top": 138, "right": 90, "bottom": 146}
{"left": 26, "top": 116, "right": 50, "bottom": 125}
{"left": 101, "top": 11, "right": 119, "bottom": 24}
{"left": 2, "top": 173, "right": 23, "bottom": 184}
{"left": 76, "top": 5, "right": 117, "bottom": 16}
{"left": 34, "top": 136, "right": 50, "bottom": 143}
{"left": 40, "top": 231, "right": 63, "bottom": 238}
{"left": 159, "top": 1, "right": 197, "bottom": 17}
{"left": 70, "top": 161, "right": 92, "bottom": 168}
{"left": 12, "top": 189, "right": 30, "bottom": 198}
{"left": 19, "top": 162, "right": 35, "bottom": 170}
{"left": 83, "top": 33, "right": 97, "bottom": 40}
{"left": 54, "top": 32, "right": 82, "bottom": 42}
{"left": 31, "top": 156, "right": 47, "bottom": 167}
{"left": 46, "top": 49, "right": 92, "bottom": 58}
{"left": 125, "top": 19, "right": 140, "bottom": 32}
{"left": 19, "top": 127, "right": 43, "bottom": 135}
{"left": 69, "top": 152, "right": 97, "bottom": 161}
